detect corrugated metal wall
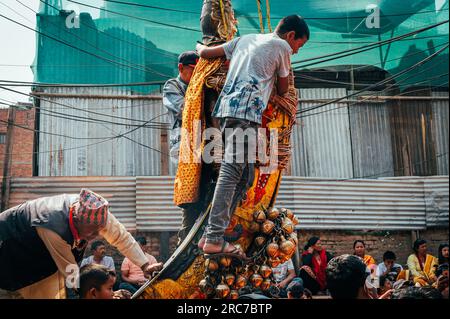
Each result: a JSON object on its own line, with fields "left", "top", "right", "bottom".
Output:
{"left": 389, "top": 90, "right": 437, "bottom": 176}
{"left": 291, "top": 89, "right": 448, "bottom": 179}
{"left": 136, "top": 176, "right": 179, "bottom": 231}
{"left": 431, "top": 92, "right": 449, "bottom": 175}
{"left": 37, "top": 87, "right": 167, "bottom": 176}
{"left": 276, "top": 177, "right": 428, "bottom": 230}
{"left": 35, "top": 88, "right": 448, "bottom": 178}
{"left": 382, "top": 176, "right": 449, "bottom": 228}
{"left": 8, "top": 176, "right": 137, "bottom": 230}
{"left": 8, "top": 175, "right": 447, "bottom": 232}
{"left": 423, "top": 176, "right": 449, "bottom": 227}
{"left": 292, "top": 88, "right": 353, "bottom": 178}
{"left": 349, "top": 92, "right": 394, "bottom": 178}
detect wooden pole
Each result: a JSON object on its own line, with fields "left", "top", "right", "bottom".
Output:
{"left": 1, "top": 106, "right": 16, "bottom": 212}
{"left": 160, "top": 129, "right": 169, "bottom": 176}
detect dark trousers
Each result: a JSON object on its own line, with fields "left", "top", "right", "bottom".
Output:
{"left": 177, "top": 162, "right": 215, "bottom": 245}
{"left": 299, "top": 268, "right": 321, "bottom": 295}
{"left": 205, "top": 118, "right": 258, "bottom": 244}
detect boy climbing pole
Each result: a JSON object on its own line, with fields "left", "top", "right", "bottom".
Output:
{"left": 196, "top": 15, "right": 310, "bottom": 258}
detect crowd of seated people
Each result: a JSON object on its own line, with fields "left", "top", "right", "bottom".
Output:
{"left": 278, "top": 237, "right": 448, "bottom": 299}
{"left": 76, "top": 235, "right": 448, "bottom": 300}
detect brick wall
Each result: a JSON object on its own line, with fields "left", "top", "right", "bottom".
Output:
{"left": 0, "top": 107, "right": 35, "bottom": 177}
{"left": 86, "top": 231, "right": 178, "bottom": 278}
{"left": 94, "top": 228, "right": 448, "bottom": 276}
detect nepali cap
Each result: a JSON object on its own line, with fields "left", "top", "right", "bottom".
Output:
{"left": 77, "top": 188, "right": 109, "bottom": 227}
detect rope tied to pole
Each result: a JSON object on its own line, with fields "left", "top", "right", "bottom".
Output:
{"left": 256, "top": 0, "right": 265, "bottom": 33}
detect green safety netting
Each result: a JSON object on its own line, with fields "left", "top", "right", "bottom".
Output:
{"left": 34, "top": 0, "right": 449, "bottom": 93}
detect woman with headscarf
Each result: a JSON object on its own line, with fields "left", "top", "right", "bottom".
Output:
{"left": 299, "top": 237, "right": 334, "bottom": 295}
{"left": 406, "top": 239, "right": 438, "bottom": 287}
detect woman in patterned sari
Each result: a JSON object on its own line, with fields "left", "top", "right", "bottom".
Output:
{"left": 407, "top": 239, "right": 438, "bottom": 287}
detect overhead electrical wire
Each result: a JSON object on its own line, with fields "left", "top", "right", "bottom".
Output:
{"left": 16, "top": 0, "right": 173, "bottom": 78}
{"left": 65, "top": 0, "right": 201, "bottom": 33}
{"left": 1, "top": 103, "right": 170, "bottom": 143}
{"left": 34, "top": 0, "right": 178, "bottom": 59}
{"left": 2, "top": 8, "right": 446, "bottom": 86}
{"left": 295, "top": 41, "right": 449, "bottom": 86}
{"left": 0, "top": 13, "right": 172, "bottom": 78}
{"left": 1, "top": 4, "right": 447, "bottom": 158}
{"left": 297, "top": 76, "right": 449, "bottom": 120}
{"left": 292, "top": 19, "right": 449, "bottom": 67}
{"left": 33, "top": 0, "right": 448, "bottom": 55}
{"left": 0, "top": 85, "right": 166, "bottom": 124}
{"left": 100, "top": 0, "right": 448, "bottom": 21}
{"left": 0, "top": 15, "right": 448, "bottom": 87}
{"left": 0, "top": 89, "right": 171, "bottom": 130}
{"left": 0, "top": 1, "right": 34, "bottom": 24}
{"left": 1, "top": 40, "right": 447, "bottom": 91}
{"left": 292, "top": 55, "right": 449, "bottom": 119}
{"left": 0, "top": 79, "right": 166, "bottom": 87}
{"left": 296, "top": 44, "right": 449, "bottom": 117}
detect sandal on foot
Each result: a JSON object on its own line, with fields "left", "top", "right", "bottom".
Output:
{"left": 204, "top": 241, "right": 248, "bottom": 261}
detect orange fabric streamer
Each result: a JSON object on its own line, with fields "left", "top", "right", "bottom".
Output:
{"left": 174, "top": 58, "right": 223, "bottom": 206}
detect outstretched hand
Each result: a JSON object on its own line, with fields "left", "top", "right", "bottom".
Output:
{"left": 142, "top": 262, "right": 164, "bottom": 279}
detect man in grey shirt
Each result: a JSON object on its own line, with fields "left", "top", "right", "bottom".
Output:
{"left": 163, "top": 51, "right": 200, "bottom": 245}
{"left": 80, "top": 240, "right": 115, "bottom": 272}
{"left": 196, "top": 15, "right": 310, "bottom": 257}
{"left": 163, "top": 51, "right": 199, "bottom": 159}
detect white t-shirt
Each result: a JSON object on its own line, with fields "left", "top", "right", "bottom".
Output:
{"left": 80, "top": 255, "right": 116, "bottom": 271}
{"left": 272, "top": 259, "right": 294, "bottom": 283}
{"left": 376, "top": 262, "right": 403, "bottom": 277}
{"left": 213, "top": 33, "right": 293, "bottom": 124}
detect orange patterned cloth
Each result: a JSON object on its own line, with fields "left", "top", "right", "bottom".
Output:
{"left": 174, "top": 58, "right": 224, "bottom": 206}
{"left": 363, "top": 255, "right": 376, "bottom": 266}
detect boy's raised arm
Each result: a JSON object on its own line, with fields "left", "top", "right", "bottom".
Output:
{"left": 196, "top": 43, "right": 226, "bottom": 59}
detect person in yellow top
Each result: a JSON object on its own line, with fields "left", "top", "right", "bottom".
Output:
{"left": 353, "top": 240, "right": 376, "bottom": 266}
{"left": 407, "top": 239, "right": 438, "bottom": 287}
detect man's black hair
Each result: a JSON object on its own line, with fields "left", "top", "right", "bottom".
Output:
{"left": 286, "top": 280, "right": 304, "bottom": 299}
{"left": 275, "top": 15, "right": 310, "bottom": 40}
{"left": 436, "top": 263, "right": 449, "bottom": 277}
{"left": 79, "top": 264, "right": 116, "bottom": 298}
{"left": 136, "top": 236, "right": 147, "bottom": 246}
{"left": 379, "top": 274, "right": 396, "bottom": 288}
{"left": 326, "top": 254, "right": 368, "bottom": 299}
{"left": 383, "top": 250, "right": 397, "bottom": 261}
{"left": 413, "top": 239, "right": 427, "bottom": 253}
{"left": 91, "top": 240, "right": 105, "bottom": 251}
{"left": 304, "top": 236, "right": 320, "bottom": 251}
{"left": 391, "top": 286, "right": 442, "bottom": 299}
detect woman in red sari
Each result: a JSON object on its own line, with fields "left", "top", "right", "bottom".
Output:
{"left": 300, "top": 237, "right": 334, "bottom": 295}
